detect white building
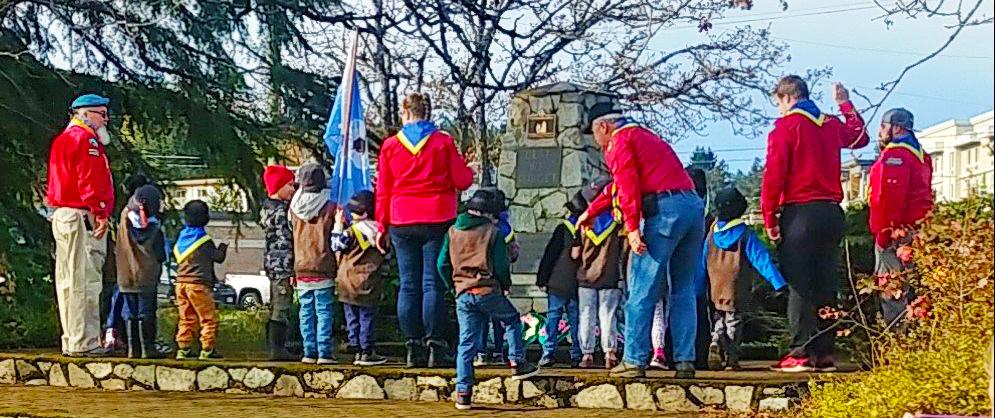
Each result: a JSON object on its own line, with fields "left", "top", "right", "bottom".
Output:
{"left": 919, "top": 111, "right": 995, "bottom": 202}
{"left": 167, "top": 178, "right": 249, "bottom": 213}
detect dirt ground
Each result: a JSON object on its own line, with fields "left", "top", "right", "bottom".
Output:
{"left": 0, "top": 386, "right": 736, "bottom": 418}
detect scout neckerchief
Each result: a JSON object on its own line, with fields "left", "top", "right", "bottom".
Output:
{"left": 608, "top": 182, "right": 624, "bottom": 224}
{"left": 173, "top": 226, "right": 211, "bottom": 264}
{"left": 585, "top": 210, "right": 618, "bottom": 246}
{"left": 785, "top": 99, "right": 825, "bottom": 127}
{"left": 885, "top": 133, "right": 925, "bottom": 163}
{"left": 498, "top": 211, "right": 515, "bottom": 244}
{"left": 714, "top": 218, "right": 746, "bottom": 233}
{"left": 396, "top": 120, "right": 438, "bottom": 155}
{"left": 562, "top": 215, "right": 579, "bottom": 236}
{"left": 350, "top": 221, "right": 377, "bottom": 251}
{"left": 68, "top": 118, "right": 96, "bottom": 135}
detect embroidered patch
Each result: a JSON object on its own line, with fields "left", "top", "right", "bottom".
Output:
{"left": 88, "top": 149, "right": 100, "bottom": 156}
{"left": 89, "top": 138, "right": 99, "bottom": 147}
{"left": 886, "top": 157, "right": 904, "bottom": 166}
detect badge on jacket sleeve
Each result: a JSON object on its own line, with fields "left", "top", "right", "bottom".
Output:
{"left": 886, "top": 157, "right": 904, "bottom": 166}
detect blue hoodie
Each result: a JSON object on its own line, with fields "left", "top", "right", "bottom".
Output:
{"left": 696, "top": 219, "right": 787, "bottom": 295}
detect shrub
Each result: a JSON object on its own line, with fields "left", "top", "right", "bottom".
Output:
{"left": 803, "top": 195, "right": 994, "bottom": 417}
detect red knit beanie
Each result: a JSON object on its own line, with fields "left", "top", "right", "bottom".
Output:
{"left": 263, "top": 165, "right": 295, "bottom": 196}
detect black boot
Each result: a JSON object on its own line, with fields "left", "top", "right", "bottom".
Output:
{"left": 267, "top": 321, "right": 299, "bottom": 361}
{"left": 405, "top": 339, "right": 421, "bottom": 368}
{"left": 426, "top": 340, "right": 453, "bottom": 368}
{"left": 139, "top": 320, "right": 165, "bottom": 359}
{"left": 126, "top": 320, "right": 140, "bottom": 359}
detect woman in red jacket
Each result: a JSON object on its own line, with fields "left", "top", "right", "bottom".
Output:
{"left": 375, "top": 93, "right": 474, "bottom": 367}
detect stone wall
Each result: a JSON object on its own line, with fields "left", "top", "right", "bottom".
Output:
{"left": 0, "top": 354, "right": 805, "bottom": 412}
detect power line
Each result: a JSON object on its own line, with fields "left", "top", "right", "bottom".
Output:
{"left": 774, "top": 36, "right": 995, "bottom": 60}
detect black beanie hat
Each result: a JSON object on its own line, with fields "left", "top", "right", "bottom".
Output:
{"left": 128, "top": 184, "right": 162, "bottom": 216}
{"left": 566, "top": 190, "right": 589, "bottom": 216}
{"left": 346, "top": 190, "right": 375, "bottom": 217}
{"left": 296, "top": 162, "right": 327, "bottom": 193}
{"left": 466, "top": 189, "right": 502, "bottom": 216}
{"left": 713, "top": 187, "right": 747, "bottom": 222}
{"left": 183, "top": 199, "right": 210, "bottom": 227}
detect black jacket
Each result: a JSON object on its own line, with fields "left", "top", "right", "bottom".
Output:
{"left": 536, "top": 222, "right": 579, "bottom": 299}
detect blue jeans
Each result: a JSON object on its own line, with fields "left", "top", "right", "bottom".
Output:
{"left": 455, "top": 292, "right": 525, "bottom": 393}
{"left": 390, "top": 228, "right": 447, "bottom": 342}
{"left": 298, "top": 288, "right": 334, "bottom": 359}
{"left": 478, "top": 318, "right": 506, "bottom": 358}
{"left": 623, "top": 192, "right": 704, "bottom": 366}
{"left": 343, "top": 303, "right": 376, "bottom": 350}
{"left": 121, "top": 291, "right": 157, "bottom": 321}
{"left": 543, "top": 293, "right": 581, "bottom": 362}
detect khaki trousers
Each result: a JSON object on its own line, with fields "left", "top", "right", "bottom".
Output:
{"left": 51, "top": 207, "right": 106, "bottom": 353}
{"left": 175, "top": 282, "right": 218, "bottom": 350}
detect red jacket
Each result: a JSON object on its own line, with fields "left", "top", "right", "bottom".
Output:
{"left": 600, "top": 122, "right": 694, "bottom": 232}
{"left": 868, "top": 141, "right": 933, "bottom": 247}
{"left": 46, "top": 120, "right": 115, "bottom": 219}
{"left": 375, "top": 129, "right": 474, "bottom": 232}
{"left": 761, "top": 101, "right": 869, "bottom": 229}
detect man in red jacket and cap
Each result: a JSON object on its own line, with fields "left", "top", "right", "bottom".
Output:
{"left": 47, "top": 93, "right": 115, "bottom": 357}
{"left": 762, "top": 76, "right": 869, "bottom": 373}
{"left": 868, "top": 108, "right": 933, "bottom": 329}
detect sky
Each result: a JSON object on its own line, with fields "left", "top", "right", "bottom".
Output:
{"left": 655, "top": 0, "right": 995, "bottom": 171}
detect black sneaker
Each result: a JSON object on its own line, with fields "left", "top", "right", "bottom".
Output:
{"left": 356, "top": 351, "right": 388, "bottom": 366}
{"left": 511, "top": 361, "right": 540, "bottom": 380}
{"left": 707, "top": 342, "right": 724, "bottom": 371}
{"left": 455, "top": 392, "right": 472, "bottom": 410}
{"left": 538, "top": 355, "right": 556, "bottom": 368}
{"left": 674, "top": 361, "right": 696, "bottom": 379}
{"left": 199, "top": 349, "right": 223, "bottom": 360}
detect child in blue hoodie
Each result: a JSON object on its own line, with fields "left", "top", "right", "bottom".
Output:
{"left": 702, "top": 187, "right": 786, "bottom": 371}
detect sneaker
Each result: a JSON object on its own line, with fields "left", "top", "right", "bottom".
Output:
{"left": 317, "top": 357, "right": 338, "bottom": 365}
{"left": 301, "top": 357, "right": 318, "bottom": 364}
{"left": 175, "top": 348, "right": 194, "bottom": 360}
{"left": 674, "top": 361, "right": 695, "bottom": 379}
{"left": 345, "top": 344, "right": 361, "bottom": 355}
{"left": 103, "top": 329, "right": 118, "bottom": 349}
{"left": 538, "top": 355, "right": 556, "bottom": 368}
{"left": 724, "top": 361, "right": 743, "bottom": 371}
{"left": 511, "top": 361, "right": 540, "bottom": 380}
{"left": 356, "top": 351, "right": 388, "bottom": 366}
{"left": 812, "top": 355, "right": 838, "bottom": 372}
{"left": 199, "top": 349, "right": 223, "bottom": 360}
{"left": 491, "top": 352, "right": 505, "bottom": 365}
{"left": 353, "top": 352, "right": 362, "bottom": 365}
{"left": 474, "top": 353, "right": 487, "bottom": 367}
{"left": 454, "top": 392, "right": 472, "bottom": 410}
{"left": 770, "top": 355, "right": 812, "bottom": 373}
{"left": 66, "top": 347, "right": 111, "bottom": 358}
{"left": 578, "top": 354, "right": 595, "bottom": 368}
{"left": 707, "top": 342, "right": 724, "bottom": 371}
{"left": 649, "top": 356, "right": 669, "bottom": 370}
{"left": 608, "top": 362, "right": 646, "bottom": 378}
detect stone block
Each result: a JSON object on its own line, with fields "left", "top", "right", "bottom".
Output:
{"left": 228, "top": 367, "right": 248, "bottom": 383}
{"left": 472, "top": 377, "right": 503, "bottom": 404}
{"left": 243, "top": 368, "right": 275, "bottom": 389}
{"left": 762, "top": 386, "right": 787, "bottom": 396}
{"left": 15, "top": 360, "right": 41, "bottom": 381}
{"left": 725, "top": 385, "right": 754, "bottom": 412}
{"left": 558, "top": 104, "right": 584, "bottom": 131}
{"left": 304, "top": 370, "right": 344, "bottom": 391}
{"left": 305, "top": 392, "right": 328, "bottom": 399}
{"left": 85, "top": 362, "right": 113, "bottom": 379}
{"left": 67, "top": 363, "right": 95, "bottom": 388}
{"left": 538, "top": 191, "right": 569, "bottom": 217}
{"left": 49, "top": 365, "right": 68, "bottom": 387}
{"left": 759, "top": 397, "right": 792, "bottom": 411}
{"left": 504, "top": 377, "right": 520, "bottom": 403}
{"left": 113, "top": 364, "right": 133, "bottom": 380}
{"left": 508, "top": 97, "right": 530, "bottom": 128}
{"left": 624, "top": 383, "right": 656, "bottom": 411}
{"left": 538, "top": 395, "right": 560, "bottom": 408}
{"left": 101, "top": 378, "right": 126, "bottom": 391}
{"left": 197, "top": 366, "right": 230, "bottom": 391}
{"left": 560, "top": 152, "right": 586, "bottom": 189}
{"left": 690, "top": 385, "right": 724, "bottom": 405}
{"left": 509, "top": 205, "right": 538, "bottom": 233}
{"left": 559, "top": 127, "right": 583, "bottom": 149}
{"left": 336, "top": 375, "right": 385, "bottom": 399}
{"left": 37, "top": 361, "right": 52, "bottom": 374}
{"left": 498, "top": 149, "right": 517, "bottom": 178}
{"left": 225, "top": 388, "right": 248, "bottom": 394}
{"left": 132, "top": 365, "right": 156, "bottom": 388}
{"left": 26, "top": 379, "right": 48, "bottom": 386}
{"left": 273, "top": 375, "right": 304, "bottom": 397}
{"left": 554, "top": 379, "right": 573, "bottom": 393}
{"left": 156, "top": 366, "right": 195, "bottom": 392}
{"left": 419, "top": 388, "right": 440, "bottom": 402}
{"left": 512, "top": 188, "right": 539, "bottom": 206}
{"left": 384, "top": 377, "right": 417, "bottom": 401}
{"left": 522, "top": 380, "right": 544, "bottom": 399}
{"left": 417, "top": 375, "right": 448, "bottom": 388}
{"left": 572, "top": 384, "right": 624, "bottom": 409}
{"left": 0, "top": 359, "right": 15, "bottom": 384}
{"left": 656, "top": 385, "right": 696, "bottom": 412}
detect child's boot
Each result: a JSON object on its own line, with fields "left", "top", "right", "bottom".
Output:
{"left": 126, "top": 320, "right": 140, "bottom": 359}
{"left": 426, "top": 339, "right": 452, "bottom": 368}
{"left": 404, "top": 339, "right": 421, "bottom": 368}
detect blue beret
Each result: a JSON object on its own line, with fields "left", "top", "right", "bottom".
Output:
{"left": 70, "top": 94, "right": 110, "bottom": 109}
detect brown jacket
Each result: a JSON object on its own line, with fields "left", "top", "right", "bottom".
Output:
{"left": 291, "top": 203, "right": 337, "bottom": 282}
{"left": 576, "top": 228, "right": 624, "bottom": 290}
{"left": 175, "top": 237, "right": 226, "bottom": 286}
{"left": 448, "top": 222, "right": 500, "bottom": 296}
{"left": 336, "top": 221, "right": 387, "bottom": 306}
{"left": 115, "top": 214, "right": 166, "bottom": 293}
{"left": 706, "top": 229, "right": 756, "bottom": 312}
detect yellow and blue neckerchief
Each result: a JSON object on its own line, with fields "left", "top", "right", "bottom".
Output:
{"left": 562, "top": 215, "right": 579, "bottom": 236}
{"left": 351, "top": 223, "right": 372, "bottom": 251}
{"left": 498, "top": 211, "right": 515, "bottom": 244}
{"left": 609, "top": 182, "right": 624, "bottom": 223}
{"left": 784, "top": 99, "right": 825, "bottom": 127}
{"left": 396, "top": 120, "right": 438, "bottom": 155}
{"left": 173, "top": 227, "right": 212, "bottom": 264}
{"left": 885, "top": 134, "right": 925, "bottom": 163}
{"left": 585, "top": 211, "right": 618, "bottom": 246}
{"left": 714, "top": 218, "right": 746, "bottom": 233}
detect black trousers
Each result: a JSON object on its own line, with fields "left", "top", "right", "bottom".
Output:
{"left": 779, "top": 201, "right": 844, "bottom": 358}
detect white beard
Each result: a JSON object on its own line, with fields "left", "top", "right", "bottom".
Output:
{"left": 96, "top": 125, "right": 111, "bottom": 145}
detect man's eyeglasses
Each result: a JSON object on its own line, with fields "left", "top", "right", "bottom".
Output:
{"left": 86, "top": 110, "right": 109, "bottom": 118}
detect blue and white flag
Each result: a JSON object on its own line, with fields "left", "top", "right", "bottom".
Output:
{"left": 323, "top": 31, "right": 371, "bottom": 206}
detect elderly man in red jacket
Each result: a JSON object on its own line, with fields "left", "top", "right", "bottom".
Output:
{"left": 762, "top": 76, "right": 869, "bottom": 373}
{"left": 47, "top": 93, "right": 116, "bottom": 357}
{"left": 868, "top": 108, "right": 933, "bottom": 329}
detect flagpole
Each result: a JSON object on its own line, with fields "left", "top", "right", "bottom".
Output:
{"left": 337, "top": 30, "right": 360, "bottom": 204}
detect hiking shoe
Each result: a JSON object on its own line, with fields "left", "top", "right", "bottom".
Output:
{"left": 455, "top": 392, "right": 472, "bottom": 410}
{"left": 356, "top": 351, "right": 388, "bottom": 366}
{"left": 609, "top": 362, "right": 646, "bottom": 378}
{"left": 578, "top": 354, "right": 595, "bottom": 368}
{"left": 538, "top": 355, "right": 556, "bottom": 368}
{"left": 199, "top": 349, "right": 223, "bottom": 360}
{"left": 649, "top": 356, "right": 669, "bottom": 370}
{"left": 301, "top": 357, "right": 318, "bottom": 364}
{"left": 812, "top": 355, "right": 838, "bottom": 372}
{"left": 674, "top": 361, "right": 696, "bottom": 379}
{"left": 707, "top": 342, "right": 724, "bottom": 371}
{"left": 317, "top": 357, "right": 338, "bottom": 365}
{"left": 474, "top": 353, "right": 487, "bottom": 367}
{"left": 175, "top": 348, "right": 194, "bottom": 360}
{"left": 511, "top": 361, "right": 540, "bottom": 381}
{"left": 770, "top": 355, "right": 812, "bottom": 373}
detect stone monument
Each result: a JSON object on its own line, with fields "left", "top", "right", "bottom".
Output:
{"left": 497, "top": 82, "right": 618, "bottom": 311}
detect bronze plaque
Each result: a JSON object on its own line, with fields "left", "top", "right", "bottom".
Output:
{"left": 512, "top": 232, "right": 552, "bottom": 274}
{"left": 527, "top": 113, "right": 557, "bottom": 139}
{"left": 515, "top": 147, "right": 561, "bottom": 188}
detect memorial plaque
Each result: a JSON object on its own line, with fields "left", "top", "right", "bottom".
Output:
{"left": 515, "top": 147, "right": 561, "bottom": 188}
{"left": 512, "top": 232, "right": 553, "bottom": 274}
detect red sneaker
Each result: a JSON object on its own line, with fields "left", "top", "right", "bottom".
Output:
{"left": 770, "top": 355, "right": 813, "bottom": 373}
